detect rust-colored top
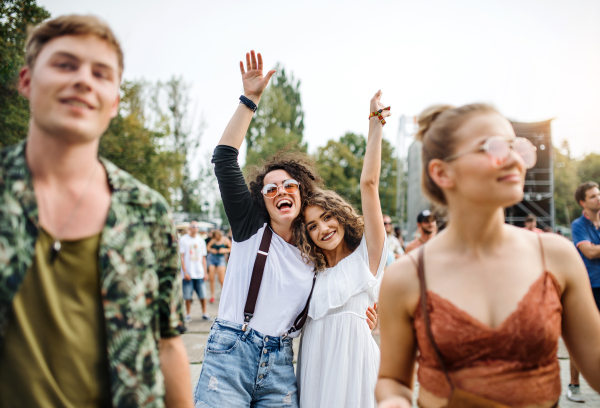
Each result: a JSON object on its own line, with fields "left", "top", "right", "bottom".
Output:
{"left": 414, "top": 271, "right": 562, "bottom": 407}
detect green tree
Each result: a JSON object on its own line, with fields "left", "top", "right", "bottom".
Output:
{"left": 577, "top": 153, "right": 600, "bottom": 186}
{"left": 315, "top": 132, "right": 397, "bottom": 216}
{"left": 99, "top": 80, "right": 184, "bottom": 204}
{"left": 553, "top": 141, "right": 580, "bottom": 226}
{"left": 0, "top": 0, "right": 50, "bottom": 148}
{"left": 245, "top": 65, "right": 306, "bottom": 167}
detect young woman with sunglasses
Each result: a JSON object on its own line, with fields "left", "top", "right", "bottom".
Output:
{"left": 194, "top": 50, "right": 377, "bottom": 407}
{"left": 293, "top": 90, "right": 391, "bottom": 408}
{"left": 376, "top": 104, "right": 600, "bottom": 408}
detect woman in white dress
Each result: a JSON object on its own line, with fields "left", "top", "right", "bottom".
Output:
{"left": 294, "top": 90, "right": 391, "bottom": 408}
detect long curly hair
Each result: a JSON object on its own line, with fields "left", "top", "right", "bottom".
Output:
{"left": 293, "top": 188, "right": 364, "bottom": 272}
{"left": 246, "top": 149, "right": 323, "bottom": 222}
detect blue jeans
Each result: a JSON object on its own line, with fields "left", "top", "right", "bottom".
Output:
{"left": 182, "top": 278, "right": 205, "bottom": 300}
{"left": 207, "top": 254, "right": 227, "bottom": 267}
{"left": 194, "top": 318, "right": 298, "bottom": 408}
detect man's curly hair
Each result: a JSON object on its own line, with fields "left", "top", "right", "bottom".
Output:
{"left": 293, "top": 188, "right": 364, "bottom": 272}
{"left": 246, "top": 149, "right": 323, "bottom": 222}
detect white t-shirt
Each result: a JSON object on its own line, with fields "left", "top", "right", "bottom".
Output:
{"left": 213, "top": 145, "right": 315, "bottom": 338}
{"left": 179, "top": 234, "right": 207, "bottom": 279}
{"left": 219, "top": 225, "right": 314, "bottom": 338}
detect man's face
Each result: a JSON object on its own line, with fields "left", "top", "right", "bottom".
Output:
{"left": 383, "top": 216, "right": 392, "bottom": 234}
{"left": 581, "top": 187, "right": 600, "bottom": 212}
{"left": 525, "top": 220, "right": 536, "bottom": 230}
{"left": 19, "top": 34, "right": 120, "bottom": 144}
{"left": 189, "top": 222, "right": 198, "bottom": 237}
{"left": 419, "top": 217, "right": 437, "bottom": 234}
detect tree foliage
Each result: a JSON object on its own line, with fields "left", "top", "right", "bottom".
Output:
{"left": 245, "top": 65, "right": 306, "bottom": 167}
{"left": 99, "top": 80, "right": 184, "bottom": 204}
{"left": 553, "top": 141, "right": 580, "bottom": 226}
{"left": 577, "top": 153, "right": 600, "bottom": 186}
{"left": 315, "top": 132, "right": 397, "bottom": 216}
{"left": 553, "top": 141, "right": 600, "bottom": 227}
{"left": 0, "top": 0, "right": 50, "bottom": 148}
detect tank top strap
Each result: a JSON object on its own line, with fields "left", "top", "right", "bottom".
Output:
{"left": 537, "top": 234, "right": 547, "bottom": 271}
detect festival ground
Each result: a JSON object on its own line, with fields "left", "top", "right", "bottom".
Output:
{"left": 183, "top": 285, "right": 599, "bottom": 407}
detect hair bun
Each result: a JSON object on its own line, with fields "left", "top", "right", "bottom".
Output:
{"left": 415, "top": 104, "right": 454, "bottom": 142}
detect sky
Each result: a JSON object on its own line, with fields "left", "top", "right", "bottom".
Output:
{"left": 40, "top": 0, "right": 600, "bottom": 163}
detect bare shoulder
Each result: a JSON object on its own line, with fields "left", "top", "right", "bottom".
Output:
{"left": 380, "top": 254, "right": 421, "bottom": 316}
{"left": 539, "top": 232, "right": 585, "bottom": 292}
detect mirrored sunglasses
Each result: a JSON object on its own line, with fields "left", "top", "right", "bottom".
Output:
{"left": 444, "top": 136, "right": 537, "bottom": 169}
{"left": 261, "top": 179, "right": 300, "bottom": 198}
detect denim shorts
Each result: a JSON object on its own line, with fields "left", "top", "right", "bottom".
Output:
{"left": 182, "top": 278, "right": 205, "bottom": 300}
{"left": 194, "top": 318, "right": 298, "bottom": 408}
{"left": 207, "top": 254, "right": 226, "bottom": 268}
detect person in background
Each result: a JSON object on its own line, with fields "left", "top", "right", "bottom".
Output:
{"left": 0, "top": 15, "right": 191, "bottom": 408}
{"left": 384, "top": 214, "right": 403, "bottom": 266}
{"left": 206, "top": 229, "right": 231, "bottom": 303}
{"left": 180, "top": 221, "right": 209, "bottom": 322}
{"left": 404, "top": 210, "right": 437, "bottom": 254}
{"left": 524, "top": 214, "right": 544, "bottom": 233}
{"left": 566, "top": 181, "right": 600, "bottom": 402}
{"left": 176, "top": 222, "right": 190, "bottom": 239}
{"left": 543, "top": 226, "right": 554, "bottom": 233}
{"left": 394, "top": 226, "right": 405, "bottom": 249}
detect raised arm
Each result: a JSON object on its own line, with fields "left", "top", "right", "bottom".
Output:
{"left": 219, "top": 50, "right": 276, "bottom": 149}
{"left": 360, "top": 90, "right": 390, "bottom": 275}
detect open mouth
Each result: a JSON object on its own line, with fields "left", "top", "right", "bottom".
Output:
{"left": 61, "top": 98, "right": 93, "bottom": 109}
{"left": 276, "top": 199, "right": 293, "bottom": 212}
{"left": 322, "top": 231, "right": 335, "bottom": 241}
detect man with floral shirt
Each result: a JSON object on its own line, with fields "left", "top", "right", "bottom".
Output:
{"left": 0, "top": 15, "right": 191, "bottom": 408}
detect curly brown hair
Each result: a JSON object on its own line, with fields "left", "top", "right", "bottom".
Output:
{"left": 246, "top": 149, "right": 323, "bottom": 222}
{"left": 293, "top": 189, "right": 364, "bottom": 272}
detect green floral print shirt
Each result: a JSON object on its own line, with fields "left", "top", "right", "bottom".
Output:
{"left": 0, "top": 141, "right": 186, "bottom": 408}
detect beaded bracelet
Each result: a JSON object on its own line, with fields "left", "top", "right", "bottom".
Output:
{"left": 368, "top": 107, "right": 391, "bottom": 126}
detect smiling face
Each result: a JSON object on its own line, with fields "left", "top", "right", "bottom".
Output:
{"left": 440, "top": 113, "right": 526, "bottom": 208}
{"left": 262, "top": 169, "right": 302, "bottom": 226}
{"left": 19, "top": 34, "right": 120, "bottom": 144}
{"left": 304, "top": 205, "right": 346, "bottom": 251}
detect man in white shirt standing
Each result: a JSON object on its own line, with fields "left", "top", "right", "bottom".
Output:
{"left": 180, "top": 221, "right": 209, "bottom": 322}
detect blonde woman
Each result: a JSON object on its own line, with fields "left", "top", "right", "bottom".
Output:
{"left": 376, "top": 104, "right": 600, "bottom": 407}
{"left": 294, "top": 91, "right": 389, "bottom": 408}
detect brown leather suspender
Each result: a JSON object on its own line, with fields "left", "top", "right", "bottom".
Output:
{"left": 242, "top": 226, "right": 317, "bottom": 338}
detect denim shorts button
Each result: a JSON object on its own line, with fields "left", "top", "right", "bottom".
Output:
{"left": 264, "top": 337, "right": 269, "bottom": 342}
{"left": 263, "top": 349, "right": 267, "bottom": 354}
{"left": 259, "top": 374, "right": 264, "bottom": 379}
{"left": 261, "top": 362, "right": 266, "bottom": 367}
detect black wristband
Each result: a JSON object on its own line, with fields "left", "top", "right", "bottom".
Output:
{"left": 239, "top": 95, "right": 258, "bottom": 113}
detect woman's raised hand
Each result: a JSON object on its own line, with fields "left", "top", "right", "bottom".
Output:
{"left": 370, "top": 90, "right": 391, "bottom": 119}
{"left": 239, "top": 50, "right": 276, "bottom": 103}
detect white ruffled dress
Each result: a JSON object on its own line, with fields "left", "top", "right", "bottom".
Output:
{"left": 297, "top": 235, "right": 386, "bottom": 408}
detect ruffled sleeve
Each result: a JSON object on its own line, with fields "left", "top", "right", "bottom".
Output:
{"left": 308, "top": 234, "right": 387, "bottom": 320}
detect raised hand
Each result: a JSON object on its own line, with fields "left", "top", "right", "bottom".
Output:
{"left": 370, "top": 90, "right": 392, "bottom": 119}
{"left": 239, "top": 50, "right": 276, "bottom": 103}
